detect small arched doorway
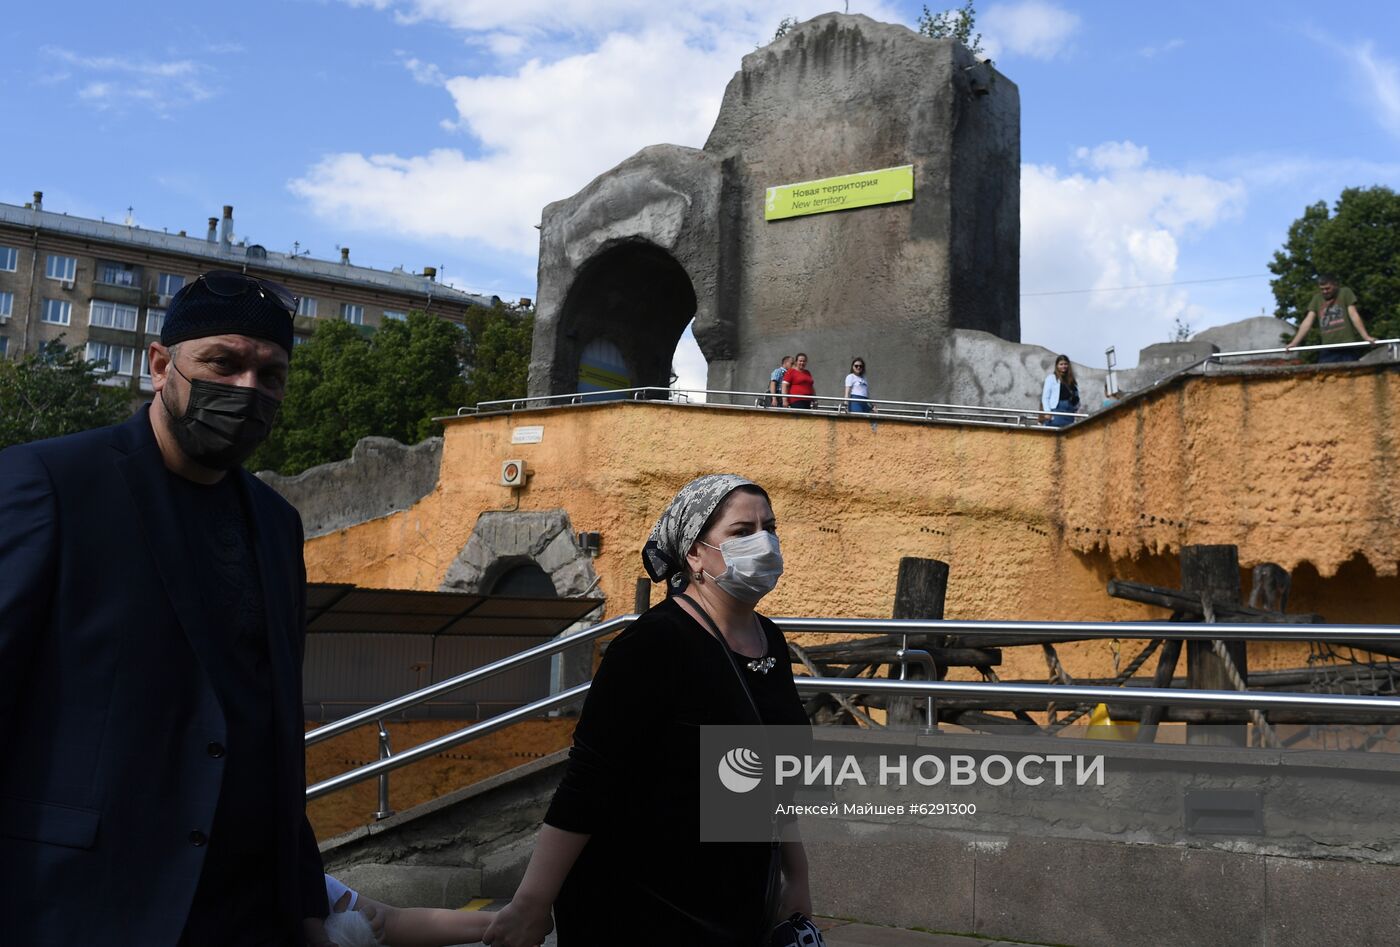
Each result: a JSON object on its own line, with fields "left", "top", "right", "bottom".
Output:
{"left": 488, "top": 560, "right": 558, "bottom": 598}
{"left": 558, "top": 241, "right": 698, "bottom": 396}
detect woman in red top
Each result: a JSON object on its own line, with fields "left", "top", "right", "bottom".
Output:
{"left": 781, "top": 352, "right": 815, "bottom": 409}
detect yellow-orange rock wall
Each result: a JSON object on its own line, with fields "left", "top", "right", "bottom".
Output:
{"left": 303, "top": 367, "right": 1400, "bottom": 685}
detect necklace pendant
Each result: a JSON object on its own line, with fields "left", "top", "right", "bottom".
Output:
{"left": 747, "top": 656, "right": 777, "bottom": 674}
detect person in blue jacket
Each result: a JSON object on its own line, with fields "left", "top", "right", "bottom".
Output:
{"left": 0, "top": 271, "right": 331, "bottom": 946}
{"left": 1041, "top": 354, "right": 1080, "bottom": 428}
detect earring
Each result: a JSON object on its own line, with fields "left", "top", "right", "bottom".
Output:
{"left": 692, "top": 571, "right": 703, "bottom": 582}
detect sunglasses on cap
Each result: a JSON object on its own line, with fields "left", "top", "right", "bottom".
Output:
{"left": 188, "top": 270, "right": 298, "bottom": 316}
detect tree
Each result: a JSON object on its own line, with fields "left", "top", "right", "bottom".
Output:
{"left": 772, "top": 16, "right": 798, "bottom": 41}
{"left": 0, "top": 339, "right": 130, "bottom": 450}
{"left": 248, "top": 303, "right": 536, "bottom": 475}
{"left": 249, "top": 310, "right": 471, "bottom": 475}
{"left": 1268, "top": 186, "right": 1400, "bottom": 345}
{"left": 917, "top": 1, "right": 985, "bottom": 57}
{"left": 463, "top": 302, "right": 535, "bottom": 406}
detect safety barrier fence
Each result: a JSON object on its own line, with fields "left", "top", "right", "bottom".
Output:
{"left": 455, "top": 386, "right": 1086, "bottom": 429}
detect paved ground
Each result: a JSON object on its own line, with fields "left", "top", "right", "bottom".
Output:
{"left": 458, "top": 901, "right": 1059, "bottom": 946}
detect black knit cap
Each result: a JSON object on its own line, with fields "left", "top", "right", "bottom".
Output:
{"left": 160, "top": 270, "right": 295, "bottom": 354}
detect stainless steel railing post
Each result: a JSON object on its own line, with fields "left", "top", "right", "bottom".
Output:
{"left": 373, "top": 720, "right": 395, "bottom": 821}
{"left": 896, "top": 648, "right": 938, "bottom": 731}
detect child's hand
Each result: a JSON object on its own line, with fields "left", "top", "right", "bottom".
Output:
{"left": 302, "top": 916, "right": 340, "bottom": 947}
{"left": 356, "top": 899, "right": 387, "bottom": 943}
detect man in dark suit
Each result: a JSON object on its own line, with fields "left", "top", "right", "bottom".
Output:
{"left": 0, "top": 271, "right": 331, "bottom": 945}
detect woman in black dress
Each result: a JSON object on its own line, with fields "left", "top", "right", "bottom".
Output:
{"left": 484, "top": 474, "right": 813, "bottom": 947}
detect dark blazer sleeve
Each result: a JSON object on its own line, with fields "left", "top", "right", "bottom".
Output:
{"left": 0, "top": 447, "right": 57, "bottom": 723}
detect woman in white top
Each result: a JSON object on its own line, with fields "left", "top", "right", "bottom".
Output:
{"left": 1040, "top": 354, "right": 1080, "bottom": 428}
{"left": 843, "top": 357, "right": 873, "bottom": 414}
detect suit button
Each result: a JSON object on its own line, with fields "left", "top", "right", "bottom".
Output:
{"left": 189, "top": 830, "right": 208, "bottom": 846}
{"left": 207, "top": 742, "right": 225, "bottom": 758}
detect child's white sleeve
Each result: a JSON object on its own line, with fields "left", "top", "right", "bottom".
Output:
{"left": 324, "top": 873, "right": 359, "bottom": 911}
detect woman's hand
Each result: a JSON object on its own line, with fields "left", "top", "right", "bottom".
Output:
{"left": 482, "top": 894, "right": 554, "bottom": 947}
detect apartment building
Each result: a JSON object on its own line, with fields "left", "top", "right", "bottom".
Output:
{"left": 0, "top": 192, "right": 496, "bottom": 394}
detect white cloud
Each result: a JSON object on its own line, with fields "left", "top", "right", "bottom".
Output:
{"left": 294, "top": 4, "right": 900, "bottom": 257}
{"left": 1353, "top": 42, "right": 1400, "bottom": 138}
{"left": 400, "top": 55, "right": 447, "bottom": 85}
{"left": 1021, "top": 142, "right": 1246, "bottom": 366}
{"left": 1138, "top": 38, "right": 1184, "bottom": 59}
{"left": 981, "top": 0, "right": 1080, "bottom": 61}
{"left": 41, "top": 46, "right": 214, "bottom": 114}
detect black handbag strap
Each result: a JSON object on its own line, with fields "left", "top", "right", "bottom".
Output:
{"left": 676, "top": 594, "right": 791, "bottom": 940}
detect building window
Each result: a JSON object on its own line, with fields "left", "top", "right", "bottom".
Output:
{"left": 45, "top": 254, "right": 77, "bottom": 282}
{"left": 85, "top": 341, "right": 135, "bottom": 375}
{"left": 297, "top": 296, "right": 318, "bottom": 317}
{"left": 90, "top": 300, "right": 139, "bottom": 331}
{"left": 140, "top": 349, "right": 152, "bottom": 378}
{"left": 0, "top": 246, "right": 17, "bottom": 272}
{"left": 145, "top": 308, "right": 166, "bottom": 335}
{"left": 293, "top": 334, "right": 310, "bottom": 346}
{"left": 0, "top": 292, "right": 12, "bottom": 320}
{"left": 41, "top": 299, "right": 72, "bottom": 325}
{"left": 0, "top": 336, "right": 7, "bottom": 358}
{"left": 98, "top": 261, "right": 137, "bottom": 286}
{"left": 383, "top": 310, "right": 407, "bottom": 322}
{"left": 157, "top": 273, "right": 185, "bottom": 298}
{"left": 342, "top": 303, "right": 364, "bottom": 325}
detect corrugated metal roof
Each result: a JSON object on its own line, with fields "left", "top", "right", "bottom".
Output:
{"left": 0, "top": 202, "right": 496, "bottom": 307}
{"left": 306, "top": 583, "right": 603, "bottom": 638}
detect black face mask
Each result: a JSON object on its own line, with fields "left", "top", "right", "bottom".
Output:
{"left": 162, "top": 363, "right": 281, "bottom": 470}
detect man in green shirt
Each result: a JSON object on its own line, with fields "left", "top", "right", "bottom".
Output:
{"left": 1285, "top": 274, "right": 1377, "bottom": 363}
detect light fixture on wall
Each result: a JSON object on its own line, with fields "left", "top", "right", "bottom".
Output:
{"left": 576, "top": 531, "right": 602, "bottom": 557}
{"left": 500, "top": 459, "right": 531, "bottom": 488}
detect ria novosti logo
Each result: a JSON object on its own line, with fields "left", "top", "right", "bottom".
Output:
{"left": 717, "top": 747, "right": 764, "bottom": 793}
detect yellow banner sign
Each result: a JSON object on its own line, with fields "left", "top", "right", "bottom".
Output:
{"left": 764, "top": 165, "right": 914, "bottom": 221}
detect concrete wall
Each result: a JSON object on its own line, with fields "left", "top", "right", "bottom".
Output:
{"left": 301, "top": 363, "right": 1400, "bottom": 684}
{"left": 258, "top": 436, "right": 442, "bottom": 539}
{"left": 704, "top": 14, "right": 1020, "bottom": 399}
{"left": 529, "top": 14, "right": 1021, "bottom": 405}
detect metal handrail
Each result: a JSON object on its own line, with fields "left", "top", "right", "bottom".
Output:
{"left": 305, "top": 613, "right": 1400, "bottom": 803}
{"left": 303, "top": 614, "right": 635, "bottom": 746}
{"left": 791, "top": 677, "right": 1400, "bottom": 714}
{"left": 1208, "top": 338, "right": 1400, "bottom": 361}
{"left": 454, "top": 386, "right": 1087, "bottom": 426}
{"left": 306, "top": 684, "right": 590, "bottom": 801}
{"left": 307, "top": 616, "right": 1398, "bottom": 748}
{"left": 771, "top": 617, "right": 1400, "bottom": 643}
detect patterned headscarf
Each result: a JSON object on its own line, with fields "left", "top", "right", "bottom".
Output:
{"left": 642, "top": 474, "right": 758, "bottom": 586}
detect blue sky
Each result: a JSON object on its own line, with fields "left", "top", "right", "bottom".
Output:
{"left": 3, "top": 0, "right": 1398, "bottom": 386}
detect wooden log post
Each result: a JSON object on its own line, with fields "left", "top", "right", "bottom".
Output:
{"left": 634, "top": 577, "right": 651, "bottom": 615}
{"left": 1182, "top": 545, "right": 1248, "bottom": 747}
{"left": 886, "top": 557, "right": 949, "bottom": 729}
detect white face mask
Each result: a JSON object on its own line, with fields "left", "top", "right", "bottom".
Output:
{"left": 699, "top": 531, "right": 784, "bottom": 604}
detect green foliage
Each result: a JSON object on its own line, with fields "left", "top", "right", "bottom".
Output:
{"left": 0, "top": 338, "right": 130, "bottom": 450}
{"left": 917, "top": 1, "right": 985, "bottom": 56}
{"left": 249, "top": 310, "right": 470, "bottom": 475}
{"left": 1170, "top": 316, "right": 1192, "bottom": 343}
{"left": 1268, "top": 186, "right": 1400, "bottom": 345}
{"left": 463, "top": 303, "right": 535, "bottom": 406}
{"left": 773, "top": 16, "right": 798, "bottom": 41}
{"left": 248, "top": 303, "right": 535, "bottom": 475}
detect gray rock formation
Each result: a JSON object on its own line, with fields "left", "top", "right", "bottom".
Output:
{"left": 256, "top": 436, "right": 442, "bottom": 539}
{"left": 529, "top": 13, "right": 1020, "bottom": 404}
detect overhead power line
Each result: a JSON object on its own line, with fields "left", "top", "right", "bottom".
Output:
{"left": 1021, "top": 273, "right": 1271, "bottom": 298}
